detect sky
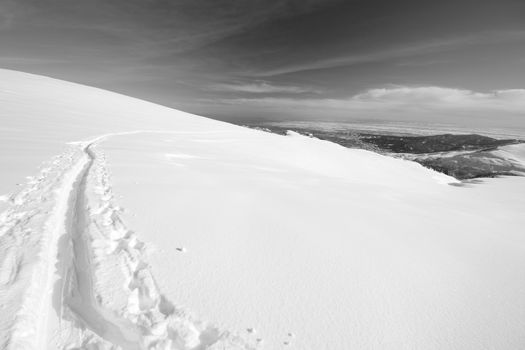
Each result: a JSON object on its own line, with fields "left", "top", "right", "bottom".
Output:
{"left": 0, "top": 0, "right": 524, "bottom": 129}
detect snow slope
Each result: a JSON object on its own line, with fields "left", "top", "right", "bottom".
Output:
{"left": 0, "top": 69, "right": 525, "bottom": 349}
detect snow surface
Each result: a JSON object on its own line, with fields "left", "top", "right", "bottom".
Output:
{"left": 1, "top": 69, "right": 525, "bottom": 349}
{"left": 494, "top": 143, "right": 525, "bottom": 168}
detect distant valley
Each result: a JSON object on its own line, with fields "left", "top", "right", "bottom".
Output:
{"left": 244, "top": 123, "right": 525, "bottom": 180}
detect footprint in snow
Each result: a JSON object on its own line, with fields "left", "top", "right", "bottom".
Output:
{"left": 283, "top": 333, "right": 294, "bottom": 346}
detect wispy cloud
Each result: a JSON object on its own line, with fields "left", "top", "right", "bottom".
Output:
{"left": 254, "top": 31, "right": 525, "bottom": 76}
{"left": 209, "top": 80, "right": 320, "bottom": 94}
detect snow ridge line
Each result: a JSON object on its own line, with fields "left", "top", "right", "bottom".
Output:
{"left": 0, "top": 132, "right": 255, "bottom": 350}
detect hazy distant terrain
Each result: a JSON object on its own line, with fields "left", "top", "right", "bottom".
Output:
{"left": 244, "top": 122, "right": 525, "bottom": 180}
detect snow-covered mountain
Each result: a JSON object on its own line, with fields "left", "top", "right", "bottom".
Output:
{"left": 1, "top": 69, "right": 524, "bottom": 349}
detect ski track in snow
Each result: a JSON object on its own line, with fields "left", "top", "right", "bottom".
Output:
{"left": 0, "top": 131, "right": 254, "bottom": 350}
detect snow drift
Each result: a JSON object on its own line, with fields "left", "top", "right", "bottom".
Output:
{"left": 0, "top": 69, "right": 524, "bottom": 349}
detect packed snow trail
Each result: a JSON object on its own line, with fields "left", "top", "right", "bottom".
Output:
{"left": 0, "top": 144, "right": 89, "bottom": 349}
{"left": 0, "top": 133, "right": 253, "bottom": 350}
{"left": 57, "top": 141, "right": 143, "bottom": 349}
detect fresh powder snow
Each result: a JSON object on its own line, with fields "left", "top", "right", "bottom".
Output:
{"left": 1, "top": 69, "right": 525, "bottom": 349}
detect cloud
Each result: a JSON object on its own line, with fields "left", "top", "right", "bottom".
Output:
{"left": 210, "top": 86, "right": 525, "bottom": 127}
{"left": 352, "top": 86, "right": 525, "bottom": 108}
{"left": 209, "top": 80, "right": 319, "bottom": 94}
{"left": 220, "top": 86, "right": 525, "bottom": 109}
{"left": 254, "top": 31, "right": 525, "bottom": 76}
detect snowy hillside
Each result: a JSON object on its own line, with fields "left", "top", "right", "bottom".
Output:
{"left": 1, "top": 69, "right": 525, "bottom": 350}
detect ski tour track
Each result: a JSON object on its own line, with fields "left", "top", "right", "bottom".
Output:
{"left": 0, "top": 131, "right": 252, "bottom": 350}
